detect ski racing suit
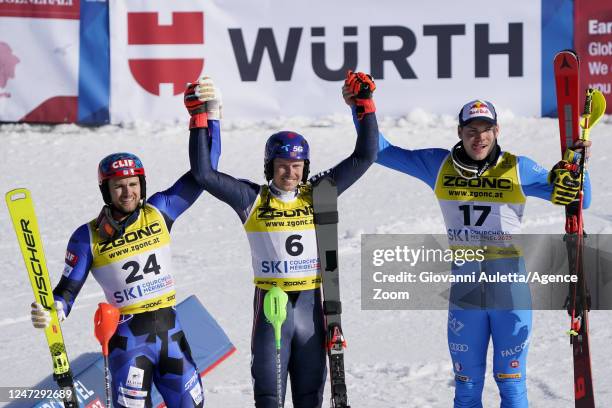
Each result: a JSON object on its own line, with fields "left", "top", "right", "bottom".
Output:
{"left": 189, "top": 114, "right": 378, "bottom": 408}
{"left": 375, "top": 132, "right": 590, "bottom": 408}
{"left": 52, "top": 124, "right": 221, "bottom": 408}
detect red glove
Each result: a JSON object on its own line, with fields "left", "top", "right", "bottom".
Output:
{"left": 184, "top": 82, "right": 208, "bottom": 129}
{"left": 343, "top": 71, "right": 376, "bottom": 120}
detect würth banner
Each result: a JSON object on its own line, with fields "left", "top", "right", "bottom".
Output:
{"left": 0, "top": 0, "right": 609, "bottom": 124}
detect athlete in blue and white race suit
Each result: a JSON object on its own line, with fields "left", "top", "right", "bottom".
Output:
{"left": 185, "top": 74, "right": 378, "bottom": 408}
{"left": 368, "top": 100, "right": 591, "bottom": 408}
{"left": 30, "top": 123, "right": 221, "bottom": 408}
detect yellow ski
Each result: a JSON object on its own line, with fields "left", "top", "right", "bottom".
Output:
{"left": 5, "top": 188, "right": 78, "bottom": 407}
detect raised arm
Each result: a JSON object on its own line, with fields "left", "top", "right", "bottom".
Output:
{"left": 148, "top": 120, "right": 222, "bottom": 228}
{"left": 185, "top": 77, "right": 259, "bottom": 221}
{"left": 309, "top": 71, "right": 378, "bottom": 196}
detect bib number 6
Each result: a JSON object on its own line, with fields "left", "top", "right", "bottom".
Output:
{"left": 285, "top": 234, "right": 304, "bottom": 256}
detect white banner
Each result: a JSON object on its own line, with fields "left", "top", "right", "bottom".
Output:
{"left": 0, "top": 15, "right": 79, "bottom": 122}
{"left": 110, "top": 0, "right": 541, "bottom": 123}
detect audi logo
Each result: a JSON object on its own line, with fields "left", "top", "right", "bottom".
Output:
{"left": 449, "top": 343, "right": 469, "bottom": 352}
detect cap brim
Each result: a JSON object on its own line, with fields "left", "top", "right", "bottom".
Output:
{"left": 461, "top": 116, "right": 497, "bottom": 126}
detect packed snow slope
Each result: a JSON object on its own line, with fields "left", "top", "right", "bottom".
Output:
{"left": 1, "top": 110, "right": 611, "bottom": 407}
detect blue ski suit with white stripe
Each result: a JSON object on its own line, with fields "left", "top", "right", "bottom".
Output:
{"left": 374, "top": 130, "right": 590, "bottom": 408}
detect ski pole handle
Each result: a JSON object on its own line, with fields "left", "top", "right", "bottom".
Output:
{"left": 579, "top": 88, "right": 607, "bottom": 142}
{"left": 263, "top": 287, "right": 289, "bottom": 350}
{"left": 580, "top": 89, "right": 594, "bottom": 142}
{"left": 94, "top": 303, "right": 120, "bottom": 356}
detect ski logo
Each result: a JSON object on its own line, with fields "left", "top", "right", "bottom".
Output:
{"left": 559, "top": 54, "right": 573, "bottom": 69}
{"left": 575, "top": 376, "right": 587, "bottom": 399}
{"left": 20, "top": 219, "right": 52, "bottom": 308}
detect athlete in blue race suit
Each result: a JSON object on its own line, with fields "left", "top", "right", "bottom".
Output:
{"left": 184, "top": 73, "right": 378, "bottom": 408}
{"left": 30, "top": 124, "right": 221, "bottom": 408}
{"left": 364, "top": 99, "right": 592, "bottom": 408}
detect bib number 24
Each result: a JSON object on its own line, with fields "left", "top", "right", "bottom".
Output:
{"left": 124, "top": 253, "right": 161, "bottom": 284}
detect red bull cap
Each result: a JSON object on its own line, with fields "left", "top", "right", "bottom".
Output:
{"left": 458, "top": 99, "right": 497, "bottom": 126}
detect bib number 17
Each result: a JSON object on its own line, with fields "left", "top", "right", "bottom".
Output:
{"left": 458, "top": 205, "right": 491, "bottom": 226}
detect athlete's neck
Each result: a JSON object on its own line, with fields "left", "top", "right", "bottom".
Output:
{"left": 111, "top": 207, "right": 132, "bottom": 222}
{"left": 269, "top": 182, "right": 299, "bottom": 202}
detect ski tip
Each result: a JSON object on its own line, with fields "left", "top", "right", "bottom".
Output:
{"left": 555, "top": 49, "right": 578, "bottom": 59}
{"left": 553, "top": 50, "right": 579, "bottom": 70}
{"left": 5, "top": 188, "right": 30, "bottom": 203}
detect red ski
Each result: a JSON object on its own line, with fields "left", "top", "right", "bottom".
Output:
{"left": 554, "top": 50, "right": 581, "bottom": 154}
{"left": 553, "top": 50, "right": 595, "bottom": 408}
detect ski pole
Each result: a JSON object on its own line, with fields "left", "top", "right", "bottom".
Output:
{"left": 263, "top": 287, "right": 289, "bottom": 408}
{"left": 94, "top": 303, "right": 120, "bottom": 408}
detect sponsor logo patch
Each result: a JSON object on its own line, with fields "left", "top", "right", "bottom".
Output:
{"left": 119, "top": 386, "right": 148, "bottom": 398}
{"left": 449, "top": 342, "right": 469, "bottom": 353}
{"left": 189, "top": 381, "right": 203, "bottom": 405}
{"left": 111, "top": 159, "right": 135, "bottom": 169}
{"left": 65, "top": 250, "right": 78, "bottom": 266}
{"left": 62, "top": 264, "right": 74, "bottom": 277}
{"left": 126, "top": 366, "right": 145, "bottom": 389}
{"left": 118, "top": 394, "right": 145, "bottom": 408}
{"left": 497, "top": 373, "right": 522, "bottom": 380}
{"left": 184, "top": 372, "right": 198, "bottom": 391}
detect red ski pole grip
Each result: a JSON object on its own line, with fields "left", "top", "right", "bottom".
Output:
{"left": 94, "top": 303, "right": 120, "bottom": 356}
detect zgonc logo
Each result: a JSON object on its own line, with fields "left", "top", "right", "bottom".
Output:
{"left": 127, "top": 12, "right": 204, "bottom": 96}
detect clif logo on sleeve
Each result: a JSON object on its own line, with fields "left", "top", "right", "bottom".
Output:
{"left": 65, "top": 250, "right": 79, "bottom": 266}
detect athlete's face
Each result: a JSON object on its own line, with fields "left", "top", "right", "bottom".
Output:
{"left": 108, "top": 176, "right": 141, "bottom": 215}
{"left": 273, "top": 158, "right": 304, "bottom": 191}
{"left": 458, "top": 119, "right": 499, "bottom": 161}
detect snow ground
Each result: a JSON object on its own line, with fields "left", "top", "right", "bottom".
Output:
{"left": 1, "top": 110, "right": 611, "bottom": 407}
